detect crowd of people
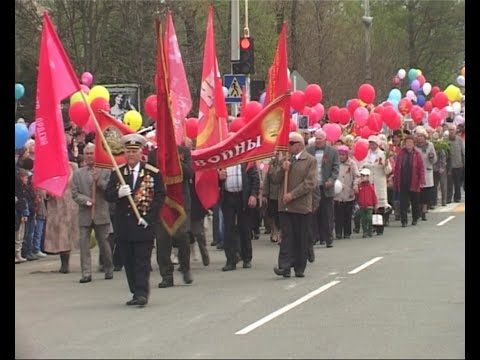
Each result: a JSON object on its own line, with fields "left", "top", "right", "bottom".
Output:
{"left": 14, "top": 116, "right": 465, "bottom": 306}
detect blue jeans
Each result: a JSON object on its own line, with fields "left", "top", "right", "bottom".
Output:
{"left": 212, "top": 204, "right": 224, "bottom": 246}
{"left": 32, "top": 218, "right": 45, "bottom": 254}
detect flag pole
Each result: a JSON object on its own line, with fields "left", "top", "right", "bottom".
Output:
{"left": 78, "top": 92, "right": 142, "bottom": 221}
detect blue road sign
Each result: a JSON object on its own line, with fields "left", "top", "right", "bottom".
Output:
{"left": 224, "top": 74, "right": 246, "bottom": 103}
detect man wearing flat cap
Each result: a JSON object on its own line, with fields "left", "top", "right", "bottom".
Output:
{"left": 105, "top": 133, "right": 166, "bottom": 307}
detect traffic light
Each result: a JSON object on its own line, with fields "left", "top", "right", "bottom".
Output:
{"left": 232, "top": 37, "right": 254, "bottom": 75}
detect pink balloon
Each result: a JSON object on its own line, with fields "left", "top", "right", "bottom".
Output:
{"left": 353, "top": 139, "right": 369, "bottom": 161}
{"left": 304, "top": 84, "right": 323, "bottom": 106}
{"left": 322, "top": 123, "right": 342, "bottom": 143}
{"left": 428, "top": 111, "right": 441, "bottom": 128}
{"left": 357, "top": 83, "right": 376, "bottom": 104}
{"left": 337, "top": 108, "right": 351, "bottom": 125}
{"left": 313, "top": 103, "right": 325, "bottom": 120}
{"left": 291, "top": 91, "right": 305, "bottom": 112}
{"left": 243, "top": 101, "right": 263, "bottom": 122}
{"left": 83, "top": 117, "right": 96, "bottom": 133}
{"left": 417, "top": 74, "right": 426, "bottom": 86}
{"left": 289, "top": 118, "right": 298, "bottom": 132}
{"left": 353, "top": 107, "right": 369, "bottom": 127}
{"left": 347, "top": 99, "right": 361, "bottom": 116}
{"left": 80, "top": 84, "right": 90, "bottom": 94}
{"left": 80, "top": 72, "right": 93, "bottom": 87}
{"left": 328, "top": 106, "right": 340, "bottom": 123}
{"left": 229, "top": 117, "right": 246, "bottom": 132}
{"left": 308, "top": 108, "right": 320, "bottom": 125}
{"left": 410, "top": 105, "right": 424, "bottom": 124}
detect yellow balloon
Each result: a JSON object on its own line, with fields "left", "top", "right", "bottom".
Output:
{"left": 358, "top": 100, "right": 367, "bottom": 107}
{"left": 417, "top": 69, "right": 422, "bottom": 76}
{"left": 123, "top": 110, "right": 143, "bottom": 131}
{"left": 444, "top": 85, "right": 459, "bottom": 103}
{"left": 456, "top": 90, "right": 463, "bottom": 102}
{"left": 70, "top": 91, "right": 86, "bottom": 105}
{"left": 88, "top": 85, "right": 110, "bottom": 103}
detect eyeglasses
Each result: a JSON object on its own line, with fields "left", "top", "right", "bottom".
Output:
{"left": 289, "top": 141, "right": 300, "bottom": 145}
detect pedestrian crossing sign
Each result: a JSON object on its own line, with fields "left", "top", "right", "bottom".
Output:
{"left": 224, "top": 74, "right": 246, "bottom": 103}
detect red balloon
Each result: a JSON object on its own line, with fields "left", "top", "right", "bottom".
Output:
{"left": 398, "top": 97, "right": 413, "bottom": 116}
{"left": 431, "top": 86, "right": 441, "bottom": 97}
{"left": 90, "top": 97, "right": 110, "bottom": 113}
{"left": 433, "top": 92, "right": 449, "bottom": 109}
{"left": 229, "top": 117, "right": 246, "bottom": 132}
{"left": 360, "top": 125, "right": 377, "bottom": 139}
{"left": 424, "top": 100, "right": 433, "bottom": 112}
{"left": 185, "top": 118, "right": 198, "bottom": 139}
{"left": 417, "top": 74, "right": 426, "bottom": 86}
{"left": 357, "top": 83, "right": 376, "bottom": 104}
{"left": 68, "top": 101, "right": 89, "bottom": 127}
{"left": 289, "top": 118, "right": 298, "bottom": 132}
{"left": 392, "top": 76, "right": 401, "bottom": 86}
{"left": 304, "top": 84, "right": 323, "bottom": 106}
{"left": 383, "top": 101, "right": 393, "bottom": 107}
{"left": 347, "top": 99, "right": 361, "bottom": 116}
{"left": 243, "top": 101, "right": 263, "bottom": 122}
{"left": 291, "top": 91, "right": 305, "bottom": 112}
{"left": 313, "top": 103, "right": 325, "bottom": 120}
{"left": 382, "top": 106, "right": 397, "bottom": 127}
{"left": 373, "top": 106, "right": 384, "bottom": 116}
{"left": 144, "top": 95, "right": 158, "bottom": 120}
{"left": 410, "top": 105, "right": 424, "bottom": 124}
{"left": 337, "top": 108, "right": 351, "bottom": 125}
{"left": 327, "top": 106, "right": 340, "bottom": 123}
{"left": 428, "top": 111, "right": 441, "bottom": 128}
{"left": 367, "top": 113, "right": 383, "bottom": 132}
{"left": 389, "top": 114, "right": 402, "bottom": 130}
{"left": 309, "top": 108, "right": 319, "bottom": 125}
{"left": 302, "top": 106, "right": 313, "bottom": 120}
{"left": 353, "top": 139, "right": 369, "bottom": 161}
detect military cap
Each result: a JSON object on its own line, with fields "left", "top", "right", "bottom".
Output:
{"left": 121, "top": 133, "right": 147, "bottom": 149}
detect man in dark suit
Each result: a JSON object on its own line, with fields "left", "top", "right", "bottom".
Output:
{"left": 306, "top": 128, "right": 339, "bottom": 248}
{"left": 105, "top": 134, "right": 165, "bottom": 307}
{"left": 148, "top": 144, "right": 193, "bottom": 288}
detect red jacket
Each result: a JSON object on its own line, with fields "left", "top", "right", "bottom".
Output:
{"left": 393, "top": 148, "right": 425, "bottom": 192}
{"left": 357, "top": 180, "right": 377, "bottom": 208}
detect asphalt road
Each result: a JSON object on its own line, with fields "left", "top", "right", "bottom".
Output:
{"left": 15, "top": 202, "right": 465, "bottom": 359}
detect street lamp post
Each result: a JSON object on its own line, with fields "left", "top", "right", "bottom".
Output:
{"left": 362, "top": 0, "right": 373, "bottom": 83}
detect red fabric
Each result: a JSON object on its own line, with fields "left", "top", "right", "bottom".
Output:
{"left": 156, "top": 19, "right": 186, "bottom": 235}
{"left": 33, "top": 12, "right": 81, "bottom": 197}
{"left": 194, "top": 5, "right": 229, "bottom": 210}
{"left": 93, "top": 110, "right": 135, "bottom": 169}
{"left": 357, "top": 181, "right": 378, "bottom": 208}
{"left": 393, "top": 148, "right": 425, "bottom": 192}
{"left": 191, "top": 94, "right": 290, "bottom": 172}
{"left": 164, "top": 11, "right": 192, "bottom": 145}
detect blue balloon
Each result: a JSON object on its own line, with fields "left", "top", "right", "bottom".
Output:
{"left": 15, "top": 123, "right": 29, "bottom": 149}
{"left": 417, "top": 95, "right": 425, "bottom": 107}
{"left": 15, "top": 83, "right": 25, "bottom": 100}
{"left": 388, "top": 89, "right": 402, "bottom": 101}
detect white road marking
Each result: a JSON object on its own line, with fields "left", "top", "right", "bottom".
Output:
{"left": 348, "top": 257, "right": 383, "bottom": 275}
{"left": 437, "top": 215, "right": 455, "bottom": 226}
{"left": 235, "top": 280, "right": 340, "bottom": 335}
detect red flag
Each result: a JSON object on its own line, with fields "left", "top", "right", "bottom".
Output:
{"left": 195, "top": 5, "right": 228, "bottom": 210}
{"left": 33, "top": 12, "right": 81, "bottom": 197}
{"left": 265, "top": 23, "right": 290, "bottom": 152}
{"left": 164, "top": 10, "right": 192, "bottom": 145}
{"left": 192, "top": 94, "right": 290, "bottom": 171}
{"left": 93, "top": 110, "right": 135, "bottom": 169}
{"left": 156, "top": 19, "right": 187, "bottom": 236}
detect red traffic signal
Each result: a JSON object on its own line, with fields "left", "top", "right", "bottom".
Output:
{"left": 240, "top": 38, "right": 251, "bottom": 50}
{"left": 232, "top": 37, "right": 255, "bottom": 75}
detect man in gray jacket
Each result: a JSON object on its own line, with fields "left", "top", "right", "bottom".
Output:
{"left": 71, "top": 143, "right": 113, "bottom": 283}
{"left": 306, "top": 129, "right": 339, "bottom": 248}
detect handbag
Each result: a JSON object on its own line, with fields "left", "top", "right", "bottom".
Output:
{"left": 372, "top": 214, "right": 383, "bottom": 226}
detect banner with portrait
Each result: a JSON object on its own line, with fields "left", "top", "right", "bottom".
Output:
{"left": 103, "top": 84, "right": 141, "bottom": 123}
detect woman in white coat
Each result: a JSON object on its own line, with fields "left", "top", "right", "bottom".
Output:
{"left": 356, "top": 135, "right": 392, "bottom": 235}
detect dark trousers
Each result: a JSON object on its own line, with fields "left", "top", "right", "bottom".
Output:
{"left": 433, "top": 170, "right": 447, "bottom": 206}
{"left": 100, "top": 217, "right": 123, "bottom": 269}
{"left": 334, "top": 200, "right": 354, "bottom": 238}
{"left": 316, "top": 188, "right": 334, "bottom": 245}
{"left": 155, "top": 218, "right": 191, "bottom": 279}
{"left": 399, "top": 190, "right": 420, "bottom": 223}
{"left": 251, "top": 205, "right": 261, "bottom": 235}
{"left": 358, "top": 208, "right": 373, "bottom": 236}
{"left": 212, "top": 203, "right": 224, "bottom": 246}
{"left": 119, "top": 240, "right": 153, "bottom": 299}
{"left": 222, "top": 191, "right": 252, "bottom": 266}
{"left": 278, "top": 212, "right": 310, "bottom": 274}
{"left": 447, "top": 167, "right": 463, "bottom": 203}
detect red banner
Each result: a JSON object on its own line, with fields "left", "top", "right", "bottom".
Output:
{"left": 94, "top": 110, "right": 135, "bottom": 169}
{"left": 164, "top": 10, "right": 192, "bottom": 145}
{"left": 265, "top": 23, "right": 290, "bottom": 107}
{"left": 33, "top": 12, "right": 81, "bottom": 197}
{"left": 194, "top": 4, "right": 228, "bottom": 210}
{"left": 156, "top": 19, "right": 186, "bottom": 236}
{"left": 192, "top": 94, "right": 290, "bottom": 172}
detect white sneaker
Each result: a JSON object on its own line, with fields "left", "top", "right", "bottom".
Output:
{"left": 15, "top": 255, "right": 27, "bottom": 263}
{"left": 34, "top": 251, "right": 48, "bottom": 258}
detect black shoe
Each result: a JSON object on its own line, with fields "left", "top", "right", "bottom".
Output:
{"left": 202, "top": 257, "right": 210, "bottom": 266}
{"left": 326, "top": 244, "right": 333, "bottom": 248}
{"left": 336, "top": 236, "right": 342, "bottom": 240}
{"left": 105, "top": 272, "right": 113, "bottom": 280}
{"left": 222, "top": 264, "right": 236, "bottom": 271}
{"left": 158, "top": 278, "right": 174, "bottom": 288}
{"left": 113, "top": 266, "right": 123, "bottom": 272}
{"left": 253, "top": 233, "right": 260, "bottom": 240}
{"left": 274, "top": 267, "right": 291, "bottom": 278}
{"left": 362, "top": 234, "right": 368, "bottom": 238}
{"left": 353, "top": 228, "right": 360, "bottom": 234}
{"left": 308, "top": 250, "right": 315, "bottom": 263}
{"left": 343, "top": 235, "right": 351, "bottom": 239}
{"left": 421, "top": 214, "right": 427, "bottom": 221}
{"left": 136, "top": 296, "right": 148, "bottom": 306}
{"left": 183, "top": 271, "right": 193, "bottom": 284}
{"left": 295, "top": 272, "right": 305, "bottom": 278}
{"left": 126, "top": 296, "right": 138, "bottom": 306}
{"left": 177, "top": 266, "right": 184, "bottom": 273}
{"left": 79, "top": 276, "right": 92, "bottom": 283}
{"left": 428, "top": 205, "right": 435, "bottom": 210}
{"left": 319, "top": 241, "right": 326, "bottom": 245}
{"left": 264, "top": 228, "right": 271, "bottom": 234}
{"left": 402, "top": 222, "right": 407, "bottom": 227}
{"left": 26, "top": 255, "right": 38, "bottom": 261}
{"left": 216, "top": 244, "right": 224, "bottom": 250}
{"left": 210, "top": 241, "right": 217, "bottom": 246}
{"left": 377, "top": 232, "right": 383, "bottom": 236}
{"left": 243, "top": 261, "right": 252, "bottom": 269}
{"left": 412, "top": 220, "right": 417, "bottom": 225}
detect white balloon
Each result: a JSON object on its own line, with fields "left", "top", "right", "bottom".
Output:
{"left": 422, "top": 82, "right": 432, "bottom": 96}
{"left": 334, "top": 179, "right": 343, "bottom": 195}
{"left": 397, "top": 69, "right": 406, "bottom": 80}
{"left": 457, "top": 75, "right": 465, "bottom": 87}
{"left": 406, "top": 90, "right": 415, "bottom": 99}
{"left": 454, "top": 114, "right": 464, "bottom": 125}
{"left": 452, "top": 102, "right": 461, "bottom": 114}
{"left": 222, "top": 86, "right": 228, "bottom": 98}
